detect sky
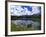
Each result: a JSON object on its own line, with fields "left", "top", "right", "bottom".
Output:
{"left": 10, "top": 5, "right": 41, "bottom": 16}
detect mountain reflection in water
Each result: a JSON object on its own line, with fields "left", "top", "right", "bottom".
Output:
{"left": 11, "top": 19, "right": 41, "bottom": 30}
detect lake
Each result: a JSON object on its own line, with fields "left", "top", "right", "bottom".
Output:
{"left": 11, "top": 18, "right": 41, "bottom": 31}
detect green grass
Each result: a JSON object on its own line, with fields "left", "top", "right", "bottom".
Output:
{"left": 11, "top": 23, "right": 33, "bottom": 31}
{"left": 11, "top": 23, "right": 39, "bottom": 31}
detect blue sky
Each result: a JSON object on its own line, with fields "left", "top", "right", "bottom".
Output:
{"left": 11, "top": 5, "right": 41, "bottom": 16}
{"left": 21, "top": 6, "right": 32, "bottom": 11}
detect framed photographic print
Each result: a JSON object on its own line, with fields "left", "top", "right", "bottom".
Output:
{"left": 5, "top": 1, "right": 45, "bottom": 36}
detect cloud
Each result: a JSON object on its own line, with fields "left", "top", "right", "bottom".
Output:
{"left": 32, "top": 6, "right": 40, "bottom": 15}
{"left": 11, "top": 5, "right": 41, "bottom": 16}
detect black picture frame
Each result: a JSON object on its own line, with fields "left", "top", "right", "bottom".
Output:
{"left": 5, "top": 1, "right": 45, "bottom": 36}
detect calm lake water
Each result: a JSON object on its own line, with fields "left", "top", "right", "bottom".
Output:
{"left": 11, "top": 19, "right": 41, "bottom": 30}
